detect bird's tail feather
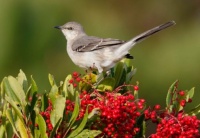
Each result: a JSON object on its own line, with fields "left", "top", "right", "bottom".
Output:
{"left": 115, "top": 21, "right": 176, "bottom": 56}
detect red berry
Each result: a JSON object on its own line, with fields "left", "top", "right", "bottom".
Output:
{"left": 180, "top": 99, "right": 186, "bottom": 107}
{"left": 187, "top": 98, "right": 192, "bottom": 103}
{"left": 76, "top": 77, "right": 81, "bottom": 82}
{"left": 72, "top": 72, "right": 79, "bottom": 78}
{"left": 29, "top": 97, "right": 32, "bottom": 102}
{"left": 69, "top": 79, "right": 74, "bottom": 84}
{"left": 134, "top": 85, "right": 139, "bottom": 91}
{"left": 154, "top": 104, "right": 161, "bottom": 110}
{"left": 179, "top": 90, "right": 185, "bottom": 96}
{"left": 73, "top": 83, "right": 77, "bottom": 87}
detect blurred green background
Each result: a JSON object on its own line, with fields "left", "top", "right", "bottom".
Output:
{"left": 1, "top": 0, "right": 200, "bottom": 110}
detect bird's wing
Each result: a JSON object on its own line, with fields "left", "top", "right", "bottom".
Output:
{"left": 71, "top": 36, "right": 125, "bottom": 52}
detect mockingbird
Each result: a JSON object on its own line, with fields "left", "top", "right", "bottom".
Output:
{"left": 55, "top": 21, "right": 175, "bottom": 73}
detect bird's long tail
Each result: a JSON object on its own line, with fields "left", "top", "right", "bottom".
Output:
{"left": 115, "top": 21, "right": 176, "bottom": 56}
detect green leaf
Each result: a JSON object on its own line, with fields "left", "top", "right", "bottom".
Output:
{"left": 49, "top": 119, "right": 62, "bottom": 138}
{"left": 0, "top": 125, "right": 6, "bottom": 138}
{"left": 97, "top": 78, "right": 115, "bottom": 91}
{"left": 36, "top": 113, "right": 48, "bottom": 138}
{"left": 186, "top": 87, "right": 195, "bottom": 100}
{"left": 63, "top": 75, "right": 72, "bottom": 98}
{"left": 75, "top": 129, "right": 101, "bottom": 138}
{"left": 126, "top": 68, "right": 136, "bottom": 83}
{"left": 166, "top": 80, "right": 178, "bottom": 113}
{"left": 41, "top": 94, "right": 49, "bottom": 112}
{"left": 5, "top": 121, "right": 14, "bottom": 138}
{"left": 5, "top": 96, "right": 24, "bottom": 122}
{"left": 3, "top": 76, "right": 27, "bottom": 107}
{"left": 16, "top": 70, "right": 28, "bottom": 93}
{"left": 135, "top": 114, "right": 145, "bottom": 138}
{"left": 30, "top": 76, "right": 38, "bottom": 93}
{"left": 49, "top": 85, "right": 58, "bottom": 104}
{"left": 28, "top": 92, "right": 38, "bottom": 114}
{"left": 3, "top": 77, "right": 20, "bottom": 104}
{"left": 50, "top": 96, "right": 65, "bottom": 127}
{"left": 68, "top": 93, "right": 80, "bottom": 128}
{"left": 68, "top": 106, "right": 89, "bottom": 138}
{"left": 187, "top": 104, "right": 200, "bottom": 116}
{"left": 63, "top": 75, "right": 76, "bottom": 100}
{"left": 6, "top": 109, "right": 20, "bottom": 137}
{"left": 48, "top": 74, "right": 56, "bottom": 87}
{"left": 16, "top": 117, "right": 29, "bottom": 138}
{"left": 114, "top": 62, "right": 125, "bottom": 87}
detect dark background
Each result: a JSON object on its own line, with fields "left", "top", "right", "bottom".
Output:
{"left": 1, "top": 0, "right": 200, "bottom": 116}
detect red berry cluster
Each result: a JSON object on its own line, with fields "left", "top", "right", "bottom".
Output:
{"left": 144, "top": 104, "right": 161, "bottom": 123}
{"left": 68, "top": 72, "right": 81, "bottom": 87}
{"left": 75, "top": 91, "right": 145, "bottom": 138}
{"left": 150, "top": 113, "right": 200, "bottom": 138}
{"left": 40, "top": 100, "right": 53, "bottom": 136}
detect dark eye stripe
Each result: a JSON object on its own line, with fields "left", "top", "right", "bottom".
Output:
{"left": 67, "top": 27, "right": 73, "bottom": 30}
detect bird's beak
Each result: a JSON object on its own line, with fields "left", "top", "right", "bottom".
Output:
{"left": 54, "top": 26, "right": 62, "bottom": 29}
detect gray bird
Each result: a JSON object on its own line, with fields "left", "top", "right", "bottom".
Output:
{"left": 55, "top": 21, "right": 175, "bottom": 73}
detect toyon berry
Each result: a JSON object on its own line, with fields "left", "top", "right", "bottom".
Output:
{"left": 76, "top": 77, "right": 81, "bottom": 82}
{"left": 61, "top": 91, "right": 145, "bottom": 137}
{"left": 151, "top": 113, "right": 200, "bottom": 138}
{"left": 134, "top": 85, "right": 139, "bottom": 91}
{"left": 73, "top": 83, "right": 77, "bottom": 87}
{"left": 180, "top": 99, "right": 186, "bottom": 107}
{"left": 154, "top": 104, "right": 161, "bottom": 110}
{"left": 68, "top": 79, "right": 74, "bottom": 84}
{"left": 72, "top": 71, "right": 79, "bottom": 78}
{"left": 179, "top": 90, "right": 185, "bottom": 96}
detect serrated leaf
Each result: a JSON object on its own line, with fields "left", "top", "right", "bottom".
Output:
{"left": 97, "top": 78, "right": 115, "bottom": 91}
{"left": 36, "top": 113, "right": 48, "bottom": 138}
{"left": 68, "top": 106, "right": 89, "bottom": 138}
{"left": 17, "top": 70, "right": 28, "bottom": 93}
{"left": 187, "top": 104, "right": 200, "bottom": 116}
{"left": 50, "top": 96, "right": 65, "bottom": 127}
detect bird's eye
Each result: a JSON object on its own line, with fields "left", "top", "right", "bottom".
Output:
{"left": 67, "top": 27, "right": 73, "bottom": 30}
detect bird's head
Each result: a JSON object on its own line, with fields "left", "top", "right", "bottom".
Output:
{"left": 55, "top": 21, "right": 86, "bottom": 40}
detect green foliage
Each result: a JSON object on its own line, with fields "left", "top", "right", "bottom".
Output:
{"left": 0, "top": 60, "right": 199, "bottom": 138}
